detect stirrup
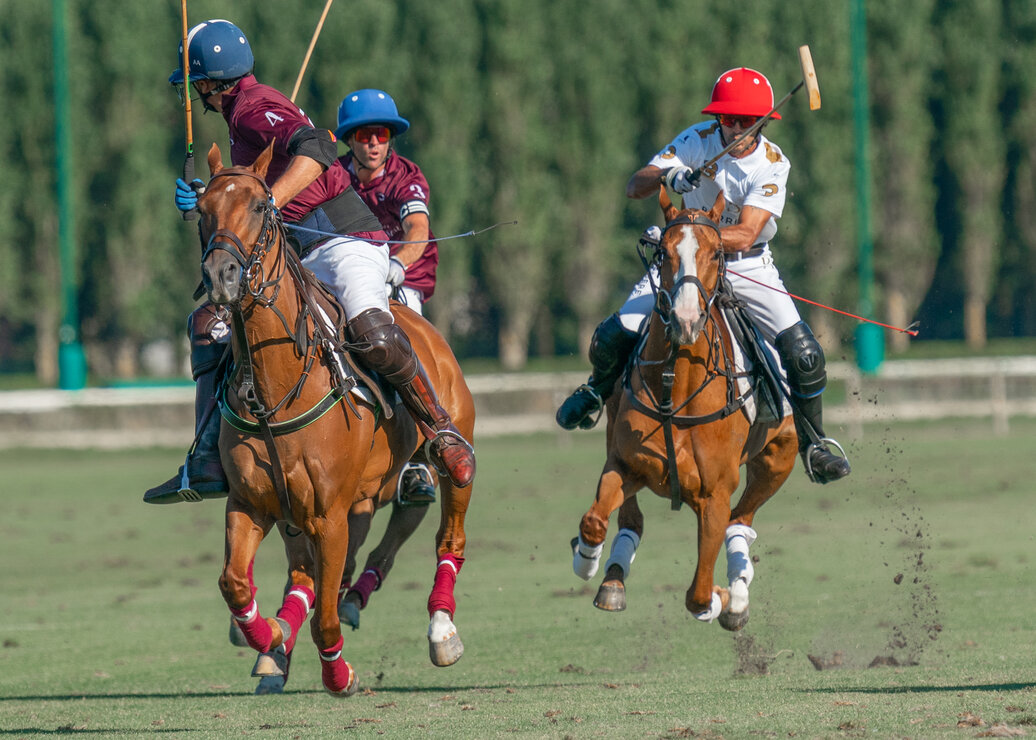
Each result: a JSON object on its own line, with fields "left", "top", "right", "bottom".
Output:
{"left": 804, "top": 437, "right": 850, "bottom": 483}
{"left": 396, "top": 462, "right": 436, "bottom": 506}
{"left": 423, "top": 429, "right": 475, "bottom": 480}
{"left": 558, "top": 384, "right": 604, "bottom": 430}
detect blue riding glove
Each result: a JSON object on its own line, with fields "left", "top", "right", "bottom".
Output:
{"left": 174, "top": 178, "right": 205, "bottom": 213}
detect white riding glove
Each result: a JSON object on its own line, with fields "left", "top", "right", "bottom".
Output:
{"left": 664, "top": 166, "right": 701, "bottom": 194}
{"left": 387, "top": 257, "right": 406, "bottom": 288}
{"left": 639, "top": 225, "right": 662, "bottom": 249}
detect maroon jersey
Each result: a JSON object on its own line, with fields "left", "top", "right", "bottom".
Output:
{"left": 340, "top": 151, "right": 439, "bottom": 299}
{"left": 221, "top": 76, "right": 366, "bottom": 233}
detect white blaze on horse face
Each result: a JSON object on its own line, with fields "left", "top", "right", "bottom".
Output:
{"left": 671, "top": 227, "right": 703, "bottom": 343}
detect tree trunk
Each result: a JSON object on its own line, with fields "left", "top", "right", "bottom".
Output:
{"left": 33, "top": 310, "right": 58, "bottom": 386}
{"left": 964, "top": 297, "right": 987, "bottom": 349}
{"left": 499, "top": 320, "right": 530, "bottom": 371}
{"left": 886, "top": 289, "right": 911, "bottom": 354}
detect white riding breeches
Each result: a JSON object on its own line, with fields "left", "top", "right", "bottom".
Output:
{"left": 302, "top": 236, "right": 391, "bottom": 321}
{"left": 617, "top": 248, "right": 801, "bottom": 344}
{"left": 391, "top": 285, "right": 425, "bottom": 315}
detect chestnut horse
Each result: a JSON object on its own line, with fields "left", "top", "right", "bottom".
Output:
{"left": 571, "top": 188, "right": 797, "bottom": 630}
{"left": 198, "top": 142, "right": 473, "bottom": 695}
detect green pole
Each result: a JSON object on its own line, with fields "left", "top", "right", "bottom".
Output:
{"left": 53, "top": 0, "right": 87, "bottom": 389}
{"left": 850, "top": 0, "right": 883, "bottom": 373}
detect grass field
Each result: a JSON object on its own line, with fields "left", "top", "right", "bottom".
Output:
{"left": 0, "top": 417, "right": 1033, "bottom": 738}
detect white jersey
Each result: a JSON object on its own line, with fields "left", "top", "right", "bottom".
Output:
{"left": 647, "top": 121, "right": 789, "bottom": 245}
{"left": 621, "top": 121, "right": 800, "bottom": 341}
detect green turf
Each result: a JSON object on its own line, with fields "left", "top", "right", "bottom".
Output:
{"left": 0, "top": 418, "right": 1033, "bottom": 738}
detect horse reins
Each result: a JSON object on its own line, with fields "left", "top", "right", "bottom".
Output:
{"left": 633, "top": 212, "right": 752, "bottom": 510}
{"left": 200, "top": 168, "right": 353, "bottom": 525}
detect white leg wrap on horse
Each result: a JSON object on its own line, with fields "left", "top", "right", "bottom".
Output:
{"left": 603, "top": 529, "right": 641, "bottom": 579}
{"left": 725, "top": 524, "right": 757, "bottom": 587}
{"left": 572, "top": 535, "right": 603, "bottom": 581}
{"left": 692, "top": 592, "right": 724, "bottom": 623}
{"left": 428, "top": 609, "right": 457, "bottom": 642}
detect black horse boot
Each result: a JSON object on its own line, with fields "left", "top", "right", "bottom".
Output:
{"left": 348, "top": 309, "right": 476, "bottom": 489}
{"left": 775, "top": 321, "right": 851, "bottom": 484}
{"left": 556, "top": 313, "right": 639, "bottom": 430}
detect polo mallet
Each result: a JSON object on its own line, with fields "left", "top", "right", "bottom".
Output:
{"left": 686, "top": 45, "right": 822, "bottom": 181}
{"left": 179, "top": 0, "right": 198, "bottom": 221}
{"left": 289, "top": 0, "right": 335, "bottom": 104}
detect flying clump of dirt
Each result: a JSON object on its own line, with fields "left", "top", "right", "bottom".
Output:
{"left": 875, "top": 430, "right": 943, "bottom": 667}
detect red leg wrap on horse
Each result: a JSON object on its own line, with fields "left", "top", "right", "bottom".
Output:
{"left": 427, "top": 554, "right": 464, "bottom": 618}
{"left": 275, "top": 585, "right": 314, "bottom": 654}
{"left": 319, "top": 636, "right": 352, "bottom": 693}
{"left": 345, "top": 568, "right": 383, "bottom": 609}
{"left": 230, "top": 599, "right": 273, "bottom": 653}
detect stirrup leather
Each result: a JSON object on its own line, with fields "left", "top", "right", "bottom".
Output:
{"left": 803, "top": 437, "right": 849, "bottom": 483}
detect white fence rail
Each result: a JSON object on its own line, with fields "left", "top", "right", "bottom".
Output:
{"left": 1, "top": 357, "right": 1034, "bottom": 449}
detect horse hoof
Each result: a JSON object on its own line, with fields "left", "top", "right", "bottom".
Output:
{"left": 338, "top": 600, "right": 361, "bottom": 631}
{"left": 254, "top": 675, "right": 286, "bottom": 695}
{"left": 593, "top": 582, "right": 626, "bottom": 611}
{"left": 228, "top": 619, "right": 248, "bottom": 648}
{"left": 429, "top": 632, "right": 464, "bottom": 667}
{"left": 718, "top": 607, "right": 749, "bottom": 632}
{"left": 322, "top": 660, "right": 359, "bottom": 698}
{"left": 428, "top": 610, "right": 464, "bottom": 666}
{"left": 252, "top": 645, "right": 289, "bottom": 677}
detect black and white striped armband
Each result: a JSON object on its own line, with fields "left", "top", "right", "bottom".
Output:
{"left": 399, "top": 199, "right": 429, "bottom": 221}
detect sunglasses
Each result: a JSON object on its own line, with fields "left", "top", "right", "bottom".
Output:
{"left": 717, "top": 114, "right": 760, "bottom": 129}
{"left": 352, "top": 126, "right": 392, "bottom": 144}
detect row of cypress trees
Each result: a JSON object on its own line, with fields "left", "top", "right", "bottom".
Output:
{"left": 1, "top": 0, "right": 1032, "bottom": 380}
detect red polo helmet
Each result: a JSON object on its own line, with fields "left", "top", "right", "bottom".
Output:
{"left": 702, "top": 67, "right": 780, "bottom": 119}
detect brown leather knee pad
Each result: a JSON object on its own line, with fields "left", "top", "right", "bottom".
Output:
{"left": 346, "top": 308, "right": 418, "bottom": 386}
{"left": 188, "top": 303, "right": 230, "bottom": 379}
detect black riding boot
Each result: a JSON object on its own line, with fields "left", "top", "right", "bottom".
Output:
{"left": 143, "top": 368, "right": 229, "bottom": 503}
{"left": 791, "top": 393, "right": 851, "bottom": 484}
{"left": 775, "top": 321, "right": 851, "bottom": 484}
{"left": 556, "top": 314, "right": 639, "bottom": 430}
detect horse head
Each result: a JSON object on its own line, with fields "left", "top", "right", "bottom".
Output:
{"left": 198, "top": 142, "right": 281, "bottom": 307}
{"left": 655, "top": 188, "right": 726, "bottom": 346}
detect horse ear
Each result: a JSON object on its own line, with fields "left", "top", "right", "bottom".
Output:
{"left": 659, "top": 185, "right": 679, "bottom": 222}
{"left": 253, "top": 141, "right": 276, "bottom": 180}
{"left": 708, "top": 191, "right": 726, "bottom": 223}
{"left": 207, "top": 143, "right": 223, "bottom": 177}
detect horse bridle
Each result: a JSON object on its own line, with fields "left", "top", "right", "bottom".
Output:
{"left": 633, "top": 212, "right": 749, "bottom": 510}
{"left": 197, "top": 168, "right": 333, "bottom": 526}
{"left": 640, "top": 213, "right": 725, "bottom": 331}
{"left": 200, "top": 168, "right": 285, "bottom": 307}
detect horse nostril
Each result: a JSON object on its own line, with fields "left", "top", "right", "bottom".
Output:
{"left": 221, "top": 262, "right": 240, "bottom": 286}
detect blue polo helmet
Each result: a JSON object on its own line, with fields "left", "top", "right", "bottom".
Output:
{"left": 169, "top": 19, "right": 254, "bottom": 85}
{"left": 335, "top": 89, "right": 410, "bottom": 139}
